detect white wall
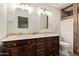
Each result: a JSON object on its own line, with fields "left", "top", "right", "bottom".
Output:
{"left": 7, "top": 3, "right": 60, "bottom": 34}
{"left": 0, "top": 4, "right": 7, "bottom": 45}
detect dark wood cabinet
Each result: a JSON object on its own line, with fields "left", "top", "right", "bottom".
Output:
{"left": 46, "top": 39, "right": 53, "bottom": 55}
{"left": 3, "top": 36, "right": 59, "bottom": 56}
{"left": 22, "top": 39, "right": 36, "bottom": 56}
{"left": 7, "top": 47, "right": 22, "bottom": 56}
{"left": 46, "top": 37, "right": 59, "bottom": 56}
{"left": 22, "top": 45, "right": 35, "bottom": 56}
{"left": 36, "top": 38, "right": 46, "bottom": 56}
{"left": 37, "top": 48, "right": 46, "bottom": 56}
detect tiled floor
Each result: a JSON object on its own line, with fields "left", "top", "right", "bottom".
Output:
{"left": 64, "top": 51, "right": 78, "bottom": 56}
{"left": 60, "top": 51, "right": 79, "bottom": 56}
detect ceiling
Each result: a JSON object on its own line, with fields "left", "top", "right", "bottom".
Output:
{"left": 19, "top": 3, "right": 72, "bottom": 9}
{"left": 46, "top": 3, "right": 72, "bottom": 9}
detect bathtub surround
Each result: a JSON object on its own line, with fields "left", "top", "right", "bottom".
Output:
{"left": 60, "top": 18, "right": 73, "bottom": 54}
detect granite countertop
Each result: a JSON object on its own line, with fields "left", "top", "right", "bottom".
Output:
{"left": 1, "top": 33, "right": 59, "bottom": 42}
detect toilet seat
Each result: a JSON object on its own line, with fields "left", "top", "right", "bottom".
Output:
{"left": 60, "top": 41, "right": 70, "bottom": 47}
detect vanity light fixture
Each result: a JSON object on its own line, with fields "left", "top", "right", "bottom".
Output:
{"left": 45, "top": 10, "right": 51, "bottom": 15}
{"left": 38, "top": 8, "right": 51, "bottom": 15}
{"left": 15, "top": 3, "right": 33, "bottom": 13}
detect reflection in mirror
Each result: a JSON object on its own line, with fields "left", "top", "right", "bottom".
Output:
{"left": 40, "top": 14, "right": 48, "bottom": 29}
{"left": 18, "top": 16, "right": 28, "bottom": 28}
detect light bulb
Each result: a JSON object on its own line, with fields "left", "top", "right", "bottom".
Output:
{"left": 45, "top": 10, "right": 51, "bottom": 15}
{"left": 39, "top": 8, "right": 45, "bottom": 14}
{"left": 24, "top": 5, "right": 28, "bottom": 10}
{"left": 37, "top": 8, "right": 41, "bottom": 15}
{"left": 48, "top": 11, "right": 51, "bottom": 15}
{"left": 28, "top": 6, "right": 33, "bottom": 13}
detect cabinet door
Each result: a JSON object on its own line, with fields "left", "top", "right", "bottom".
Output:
{"left": 23, "top": 46, "right": 35, "bottom": 56}
{"left": 23, "top": 39, "right": 36, "bottom": 56}
{"left": 36, "top": 38, "right": 46, "bottom": 49}
{"left": 52, "top": 48, "right": 59, "bottom": 56}
{"left": 52, "top": 40, "right": 59, "bottom": 55}
{"left": 8, "top": 47, "right": 22, "bottom": 56}
{"left": 46, "top": 37, "right": 59, "bottom": 56}
{"left": 37, "top": 49, "right": 46, "bottom": 56}
{"left": 36, "top": 38, "right": 46, "bottom": 56}
{"left": 46, "top": 40, "right": 53, "bottom": 55}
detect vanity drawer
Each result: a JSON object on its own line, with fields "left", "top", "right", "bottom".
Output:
{"left": 53, "top": 36, "right": 59, "bottom": 40}
{"left": 3, "top": 40, "right": 25, "bottom": 48}
{"left": 7, "top": 47, "right": 22, "bottom": 56}
{"left": 46, "top": 37, "right": 53, "bottom": 41}
{"left": 37, "top": 38, "right": 45, "bottom": 43}
{"left": 24, "top": 39, "right": 36, "bottom": 46}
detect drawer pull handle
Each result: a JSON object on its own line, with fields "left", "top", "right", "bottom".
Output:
{"left": 28, "top": 41, "right": 31, "bottom": 44}
{"left": 40, "top": 52, "right": 43, "bottom": 54}
{"left": 13, "top": 44, "right": 16, "bottom": 46}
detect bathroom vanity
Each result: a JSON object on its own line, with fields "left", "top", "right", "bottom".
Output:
{"left": 2, "top": 34, "right": 59, "bottom": 56}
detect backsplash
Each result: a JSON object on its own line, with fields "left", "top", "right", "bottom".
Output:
{"left": 8, "top": 32, "right": 55, "bottom": 36}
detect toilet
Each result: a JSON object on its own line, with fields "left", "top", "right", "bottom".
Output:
{"left": 60, "top": 41, "right": 70, "bottom": 56}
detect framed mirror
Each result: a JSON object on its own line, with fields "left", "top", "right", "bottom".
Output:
{"left": 18, "top": 16, "right": 28, "bottom": 28}
{"left": 40, "top": 13, "right": 48, "bottom": 29}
